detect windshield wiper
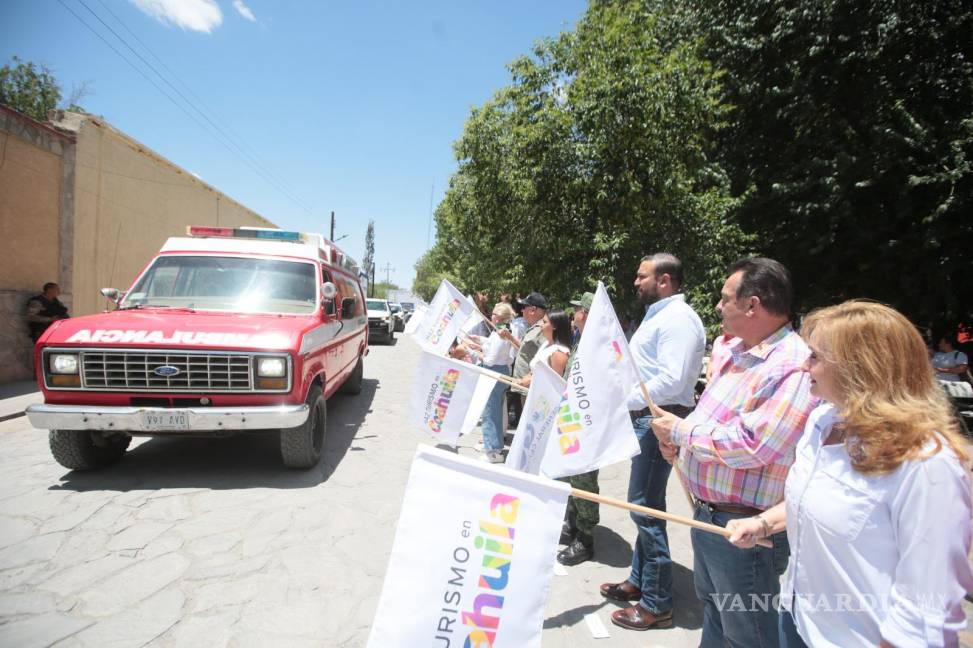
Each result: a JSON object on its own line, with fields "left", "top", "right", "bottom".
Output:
{"left": 119, "top": 304, "right": 171, "bottom": 310}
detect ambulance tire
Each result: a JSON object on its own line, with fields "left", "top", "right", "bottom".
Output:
{"left": 340, "top": 355, "right": 363, "bottom": 395}
{"left": 49, "top": 430, "right": 131, "bottom": 471}
{"left": 280, "top": 384, "right": 326, "bottom": 469}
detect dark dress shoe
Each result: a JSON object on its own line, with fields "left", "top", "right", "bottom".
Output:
{"left": 559, "top": 522, "right": 576, "bottom": 545}
{"left": 556, "top": 538, "right": 593, "bottom": 566}
{"left": 600, "top": 580, "right": 641, "bottom": 602}
{"left": 610, "top": 604, "right": 673, "bottom": 631}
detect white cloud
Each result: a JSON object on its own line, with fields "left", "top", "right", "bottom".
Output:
{"left": 130, "top": 0, "right": 223, "bottom": 33}
{"left": 232, "top": 0, "right": 256, "bottom": 22}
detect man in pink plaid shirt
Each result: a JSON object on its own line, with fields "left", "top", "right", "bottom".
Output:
{"left": 652, "top": 257, "right": 816, "bottom": 648}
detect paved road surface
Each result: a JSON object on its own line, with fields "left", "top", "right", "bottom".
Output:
{"left": 0, "top": 335, "right": 970, "bottom": 647}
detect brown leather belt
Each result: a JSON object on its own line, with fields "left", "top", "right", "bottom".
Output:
{"left": 629, "top": 404, "right": 694, "bottom": 420}
{"left": 696, "top": 500, "right": 763, "bottom": 517}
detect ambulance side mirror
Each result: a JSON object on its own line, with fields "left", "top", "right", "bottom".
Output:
{"left": 341, "top": 297, "right": 356, "bottom": 320}
{"left": 100, "top": 287, "right": 125, "bottom": 309}
{"left": 321, "top": 282, "right": 337, "bottom": 316}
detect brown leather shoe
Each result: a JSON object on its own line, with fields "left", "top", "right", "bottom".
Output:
{"left": 599, "top": 580, "right": 641, "bottom": 602}
{"left": 610, "top": 604, "right": 673, "bottom": 631}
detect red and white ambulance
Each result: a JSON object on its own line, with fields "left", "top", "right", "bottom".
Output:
{"left": 26, "top": 226, "right": 368, "bottom": 470}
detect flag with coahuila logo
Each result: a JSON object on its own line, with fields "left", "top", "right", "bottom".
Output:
{"left": 404, "top": 303, "right": 429, "bottom": 336}
{"left": 460, "top": 373, "right": 499, "bottom": 436}
{"left": 411, "top": 279, "right": 475, "bottom": 355}
{"left": 505, "top": 361, "right": 566, "bottom": 475}
{"left": 367, "top": 445, "right": 570, "bottom": 648}
{"left": 539, "top": 282, "right": 640, "bottom": 479}
{"left": 409, "top": 351, "right": 494, "bottom": 447}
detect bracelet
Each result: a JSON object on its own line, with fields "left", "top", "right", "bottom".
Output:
{"left": 754, "top": 514, "right": 772, "bottom": 539}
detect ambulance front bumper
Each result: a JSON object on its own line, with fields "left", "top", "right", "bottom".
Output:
{"left": 26, "top": 403, "right": 309, "bottom": 432}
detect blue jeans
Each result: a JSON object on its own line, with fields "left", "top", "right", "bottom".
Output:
{"left": 481, "top": 364, "right": 509, "bottom": 452}
{"left": 778, "top": 608, "right": 808, "bottom": 648}
{"left": 693, "top": 505, "right": 788, "bottom": 648}
{"left": 626, "top": 414, "right": 674, "bottom": 614}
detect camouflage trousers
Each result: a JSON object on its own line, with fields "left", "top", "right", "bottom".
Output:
{"left": 561, "top": 470, "right": 600, "bottom": 541}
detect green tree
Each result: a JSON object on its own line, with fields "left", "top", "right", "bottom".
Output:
{"left": 432, "top": 0, "right": 749, "bottom": 329}
{"left": 0, "top": 56, "right": 62, "bottom": 121}
{"left": 687, "top": 0, "right": 973, "bottom": 323}
{"left": 413, "top": 246, "right": 462, "bottom": 302}
{"left": 362, "top": 220, "right": 375, "bottom": 297}
{"left": 371, "top": 282, "right": 400, "bottom": 300}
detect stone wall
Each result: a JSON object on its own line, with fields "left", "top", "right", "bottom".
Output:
{"left": 0, "top": 109, "right": 277, "bottom": 384}
{"left": 0, "top": 290, "right": 36, "bottom": 383}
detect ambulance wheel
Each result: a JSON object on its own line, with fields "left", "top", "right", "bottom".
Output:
{"left": 49, "top": 430, "right": 131, "bottom": 471}
{"left": 340, "top": 355, "right": 363, "bottom": 395}
{"left": 280, "top": 384, "right": 326, "bottom": 469}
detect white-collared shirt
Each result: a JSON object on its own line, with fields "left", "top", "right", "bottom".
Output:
{"left": 477, "top": 331, "right": 516, "bottom": 367}
{"left": 782, "top": 404, "right": 973, "bottom": 647}
{"left": 625, "top": 293, "right": 705, "bottom": 409}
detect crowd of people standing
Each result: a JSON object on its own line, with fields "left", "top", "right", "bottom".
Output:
{"left": 446, "top": 253, "right": 972, "bottom": 647}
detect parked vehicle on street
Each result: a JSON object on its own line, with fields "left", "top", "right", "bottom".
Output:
{"left": 26, "top": 226, "right": 368, "bottom": 470}
{"left": 366, "top": 299, "right": 395, "bottom": 343}
{"left": 389, "top": 303, "right": 405, "bottom": 332}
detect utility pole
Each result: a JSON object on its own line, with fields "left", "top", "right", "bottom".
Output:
{"left": 330, "top": 211, "right": 335, "bottom": 241}
{"left": 380, "top": 262, "right": 395, "bottom": 286}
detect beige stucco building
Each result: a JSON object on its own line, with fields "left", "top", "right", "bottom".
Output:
{"left": 0, "top": 106, "right": 276, "bottom": 383}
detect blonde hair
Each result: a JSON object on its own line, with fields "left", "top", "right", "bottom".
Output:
{"left": 492, "top": 302, "right": 515, "bottom": 323}
{"left": 801, "top": 300, "right": 969, "bottom": 474}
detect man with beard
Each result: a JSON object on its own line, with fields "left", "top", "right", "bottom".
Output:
{"left": 600, "top": 253, "right": 706, "bottom": 631}
{"left": 651, "top": 258, "right": 816, "bottom": 647}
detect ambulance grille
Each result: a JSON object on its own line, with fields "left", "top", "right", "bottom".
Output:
{"left": 81, "top": 351, "right": 253, "bottom": 392}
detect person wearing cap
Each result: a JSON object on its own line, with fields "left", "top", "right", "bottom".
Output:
{"left": 557, "top": 291, "right": 601, "bottom": 565}
{"left": 601, "top": 252, "right": 706, "bottom": 632}
{"left": 501, "top": 292, "right": 548, "bottom": 388}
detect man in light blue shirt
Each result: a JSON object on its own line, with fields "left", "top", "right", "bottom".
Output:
{"left": 601, "top": 252, "right": 706, "bottom": 632}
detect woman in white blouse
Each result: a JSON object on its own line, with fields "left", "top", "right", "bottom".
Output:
{"left": 518, "top": 310, "right": 572, "bottom": 386}
{"left": 475, "top": 302, "right": 517, "bottom": 463}
{"left": 727, "top": 300, "right": 972, "bottom": 648}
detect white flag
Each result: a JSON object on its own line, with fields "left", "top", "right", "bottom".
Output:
{"left": 404, "top": 303, "right": 429, "bottom": 336}
{"left": 461, "top": 294, "right": 491, "bottom": 335}
{"left": 506, "top": 361, "right": 566, "bottom": 475}
{"left": 412, "top": 279, "right": 475, "bottom": 355}
{"left": 540, "top": 282, "right": 640, "bottom": 479}
{"left": 367, "top": 446, "right": 570, "bottom": 648}
{"left": 460, "top": 373, "right": 500, "bottom": 436}
{"left": 409, "top": 351, "right": 488, "bottom": 447}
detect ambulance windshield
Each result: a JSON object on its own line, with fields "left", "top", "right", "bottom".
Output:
{"left": 122, "top": 255, "right": 318, "bottom": 315}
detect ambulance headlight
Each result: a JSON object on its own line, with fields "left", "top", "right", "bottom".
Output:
{"left": 50, "top": 353, "right": 80, "bottom": 374}
{"left": 257, "top": 357, "right": 287, "bottom": 377}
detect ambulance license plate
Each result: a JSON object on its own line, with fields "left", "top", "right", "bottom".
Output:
{"left": 141, "top": 411, "right": 189, "bottom": 431}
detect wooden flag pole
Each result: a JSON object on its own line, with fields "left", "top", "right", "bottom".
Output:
{"left": 569, "top": 487, "right": 773, "bottom": 548}
{"left": 440, "top": 354, "right": 529, "bottom": 395}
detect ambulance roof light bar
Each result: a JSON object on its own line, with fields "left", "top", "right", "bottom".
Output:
{"left": 187, "top": 225, "right": 303, "bottom": 242}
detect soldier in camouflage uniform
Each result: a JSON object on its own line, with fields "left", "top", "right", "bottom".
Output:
{"left": 558, "top": 292, "right": 600, "bottom": 566}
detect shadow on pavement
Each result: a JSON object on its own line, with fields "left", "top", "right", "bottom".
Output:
{"left": 50, "top": 378, "right": 378, "bottom": 493}
{"left": 549, "top": 561, "right": 702, "bottom": 631}
{"left": 591, "top": 524, "right": 634, "bottom": 568}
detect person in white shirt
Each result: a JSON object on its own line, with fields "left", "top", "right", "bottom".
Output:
{"left": 474, "top": 302, "right": 518, "bottom": 463}
{"left": 727, "top": 300, "right": 973, "bottom": 648}
{"left": 518, "top": 310, "right": 572, "bottom": 386}
{"left": 932, "top": 334, "right": 969, "bottom": 383}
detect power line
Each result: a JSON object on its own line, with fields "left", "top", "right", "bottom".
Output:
{"left": 57, "top": 0, "right": 315, "bottom": 216}
{"left": 90, "top": 0, "right": 310, "bottom": 213}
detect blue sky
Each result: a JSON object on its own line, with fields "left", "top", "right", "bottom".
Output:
{"left": 1, "top": 0, "right": 587, "bottom": 288}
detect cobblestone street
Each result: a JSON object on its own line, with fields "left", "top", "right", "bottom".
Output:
{"left": 1, "top": 336, "right": 971, "bottom": 647}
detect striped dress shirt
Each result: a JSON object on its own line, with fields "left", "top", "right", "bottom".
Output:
{"left": 669, "top": 325, "right": 816, "bottom": 509}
